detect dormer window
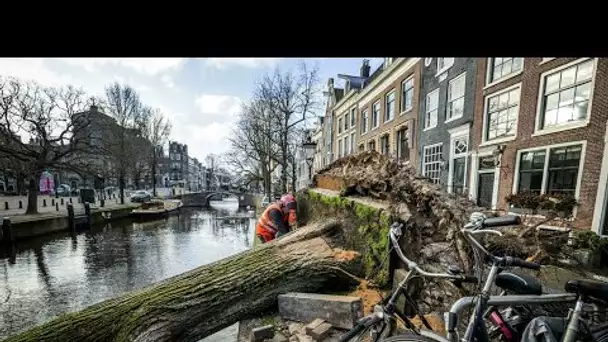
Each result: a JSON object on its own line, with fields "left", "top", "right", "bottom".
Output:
{"left": 384, "top": 58, "right": 393, "bottom": 67}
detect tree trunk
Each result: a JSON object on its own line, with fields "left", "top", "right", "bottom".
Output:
{"left": 3, "top": 220, "right": 361, "bottom": 342}
{"left": 152, "top": 153, "right": 157, "bottom": 197}
{"left": 119, "top": 173, "right": 125, "bottom": 205}
{"left": 25, "top": 176, "right": 38, "bottom": 215}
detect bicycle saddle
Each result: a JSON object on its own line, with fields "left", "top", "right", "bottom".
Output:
{"left": 495, "top": 272, "right": 542, "bottom": 295}
{"left": 565, "top": 279, "right": 608, "bottom": 302}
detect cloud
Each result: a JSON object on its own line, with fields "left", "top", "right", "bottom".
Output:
{"left": 57, "top": 58, "right": 186, "bottom": 75}
{"left": 205, "top": 58, "right": 281, "bottom": 69}
{"left": 194, "top": 94, "right": 242, "bottom": 124}
{"left": 160, "top": 74, "right": 176, "bottom": 89}
{"left": 0, "top": 59, "right": 73, "bottom": 86}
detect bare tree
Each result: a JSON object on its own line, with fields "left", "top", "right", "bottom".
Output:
{"left": 253, "top": 62, "right": 320, "bottom": 193}
{"left": 0, "top": 77, "right": 93, "bottom": 214}
{"left": 140, "top": 107, "right": 171, "bottom": 197}
{"left": 226, "top": 99, "right": 280, "bottom": 199}
{"left": 101, "top": 82, "right": 146, "bottom": 204}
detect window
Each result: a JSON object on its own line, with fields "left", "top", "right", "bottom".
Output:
{"left": 485, "top": 86, "right": 520, "bottom": 141}
{"left": 350, "top": 108, "right": 356, "bottom": 128}
{"left": 396, "top": 128, "right": 409, "bottom": 160}
{"left": 372, "top": 101, "right": 380, "bottom": 128}
{"left": 539, "top": 59, "right": 593, "bottom": 130}
{"left": 368, "top": 140, "right": 376, "bottom": 151}
{"left": 344, "top": 135, "right": 350, "bottom": 155}
{"left": 361, "top": 109, "right": 368, "bottom": 134}
{"left": 338, "top": 139, "right": 343, "bottom": 158}
{"left": 450, "top": 135, "right": 468, "bottom": 194}
{"left": 488, "top": 58, "right": 523, "bottom": 83}
{"left": 437, "top": 58, "right": 454, "bottom": 73}
{"left": 516, "top": 143, "right": 583, "bottom": 197}
{"left": 344, "top": 113, "right": 349, "bottom": 130}
{"left": 425, "top": 89, "right": 439, "bottom": 129}
{"left": 384, "top": 57, "right": 393, "bottom": 67}
{"left": 517, "top": 150, "right": 546, "bottom": 195}
{"left": 401, "top": 77, "right": 414, "bottom": 113}
{"left": 385, "top": 91, "right": 395, "bottom": 122}
{"left": 423, "top": 144, "right": 443, "bottom": 184}
{"left": 380, "top": 135, "right": 390, "bottom": 155}
{"left": 338, "top": 118, "right": 343, "bottom": 134}
{"left": 358, "top": 144, "right": 365, "bottom": 152}
{"left": 350, "top": 133, "right": 355, "bottom": 154}
{"left": 447, "top": 73, "right": 466, "bottom": 121}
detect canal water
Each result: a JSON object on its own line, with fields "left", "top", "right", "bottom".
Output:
{"left": 0, "top": 208, "right": 255, "bottom": 341}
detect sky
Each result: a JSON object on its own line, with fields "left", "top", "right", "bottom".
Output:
{"left": 0, "top": 58, "right": 384, "bottom": 164}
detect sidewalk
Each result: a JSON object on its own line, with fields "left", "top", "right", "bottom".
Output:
{"left": 0, "top": 195, "right": 139, "bottom": 223}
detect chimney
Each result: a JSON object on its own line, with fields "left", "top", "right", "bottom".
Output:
{"left": 90, "top": 105, "right": 99, "bottom": 113}
{"left": 360, "top": 59, "right": 370, "bottom": 78}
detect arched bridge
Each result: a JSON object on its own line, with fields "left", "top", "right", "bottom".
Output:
{"left": 176, "top": 191, "right": 256, "bottom": 208}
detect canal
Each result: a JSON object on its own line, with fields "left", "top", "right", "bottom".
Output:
{"left": 0, "top": 208, "right": 255, "bottom": 341}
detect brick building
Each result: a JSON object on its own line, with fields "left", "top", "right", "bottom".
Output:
{"left": 418, "top": 58, "right": 479, "bottom": 194}
{"left": 323, "top": 57, "right": 608, "bottom": 233}
{"left": 469, "top": 57, "right": 608, "bottom": 232}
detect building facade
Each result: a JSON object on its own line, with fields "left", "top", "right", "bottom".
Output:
{"left": 469, "top": 57, "right": 608, "bottom": 233}
{"left": 324, "top": 57, "right": 608, "bottom": 234}
{"left": 418, "top": 58, "right": 478, "bottom": 194}
{"left": 166, "top": 141, "right": 189, "bottom": 187}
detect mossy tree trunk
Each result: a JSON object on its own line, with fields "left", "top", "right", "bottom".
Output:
{"left": 3, "top": 220, "right": 362, "bottom": 342}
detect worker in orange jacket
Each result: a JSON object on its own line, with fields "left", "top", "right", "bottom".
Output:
{"left": 256, "top": 194, "right": 297, "bottom": 244}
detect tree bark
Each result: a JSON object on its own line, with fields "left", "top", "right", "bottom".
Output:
{"left": 25, "top": 176, "right": 38, "bottom": 215}
{"left": 3, "top": 220, "right": 361, "bottom": 342}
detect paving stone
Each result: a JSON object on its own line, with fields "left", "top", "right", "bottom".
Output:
{"left": 288, "top": 322, "right": 305, "bottom": 335}
{"left": 309, "top": 322, "right": 332, "bottom": 341}
{"left": 278, "top": 293, "right": 363, "bottom": 329}
{"left": 305, "top": 319, "right": 326, "bottom": 335}
{"left": 250, "top": 325, "right": 274, "bottom": 342}
{"left": 294, "top": 333, "right": 313, "bottom": 342}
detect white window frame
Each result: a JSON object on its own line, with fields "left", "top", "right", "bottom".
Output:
{"left": 350, "top": 107, "right": 356, "bottom": 128}
{"left": 361, "top": 109, "right": 368, "bottom": 135}
{"left": 344, "top": 135, "right": 350, "bottom": 155}
{"left": 385, "top": 90, "right": 396, "bottom": 123}
{"left": 447, "top": 124, "right": 470, "bottom": 194}
{"left": 344, "top": 112, "right": 349, "bottom": 131}
{"left": 338, "top": 117, "right": 343, "bottom": 134}
{"left": 436, "top": 58, "right": 454, "bottom": 76}
{"left": 446, "top": 72, "right": 466, "bottom": 123}
{"left": 368, "top": 139, "right": 376, "bottom": 151}
{"left": 469, "top": 148, "right": 501, "bottom": 210}
{"left": 533, "top": 58, "right": 597, "bottom": 137}
{"left": 380, "top": 133, "right": 390, "bottom": 155}
{"left": 350, "top": 133, "right": 355, "bottom": 154}
{"left": 511, "top": 140, "right": 587, "bottom": 217}
{"left": 424, "top": 89, "right": 439, "bottom": 131}
{"left": 400, "top": 76, "right": 414, "bottom": 114}
{"left": 480, "top": 82, "right": 521, "bottom": 146}
{"left": 422, "top": 143, "right": 443, "bottom": 184}
{"left": 485, "top": 58, "right": 524, "bottom": 87}
{"left": 338, "top": 138, "right": 343, "bottom": 158}
{"left": 592, "top": 123, "right": 608, "bottom": 236}
{"left": 372, "top": 101, "right": 380, "bottom": 129}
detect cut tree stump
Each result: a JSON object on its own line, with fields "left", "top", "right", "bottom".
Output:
{"left": 2, "top": 220, "right": 362, "bottom": 342}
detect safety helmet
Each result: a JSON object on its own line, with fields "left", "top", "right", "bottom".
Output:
{"left": 280, "top": 194, "right": 296, "bottom": 208}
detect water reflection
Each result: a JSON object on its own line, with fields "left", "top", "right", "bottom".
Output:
{"left": 0, "top": 208, "right": 255, "bottom": 341}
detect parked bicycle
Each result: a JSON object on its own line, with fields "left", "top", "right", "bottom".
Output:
{"left": 339, "top": 212, "right": 578, "bottom": 342}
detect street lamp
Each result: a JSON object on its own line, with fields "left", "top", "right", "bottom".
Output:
{"left": 302, "top": 138, "right": 317, "bottom": 181}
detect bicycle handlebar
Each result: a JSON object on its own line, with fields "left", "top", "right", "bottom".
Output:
{"left": 389, "top": 224, "right": 478, "bottom": 283}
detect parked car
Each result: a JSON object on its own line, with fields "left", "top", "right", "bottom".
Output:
{"left": 130, "top": 190, "right": 152, "bottom": 203}
{"left": 56, "top": 184, "right": 72, "bottom": 197}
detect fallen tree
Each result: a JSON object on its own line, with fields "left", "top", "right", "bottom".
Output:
{"left": 2, "top": 220, "right": 363, "bottom": 342}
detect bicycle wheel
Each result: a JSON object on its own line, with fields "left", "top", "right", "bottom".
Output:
{"left": 380, "top": 332, "right": 439, "bottom": 341}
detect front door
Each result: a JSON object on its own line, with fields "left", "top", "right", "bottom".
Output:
{"left": 477, "top": 172, "right": 495, "bottom": 208}
{"left": 452, "top": 157, "right": 466, "bottom": 194}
